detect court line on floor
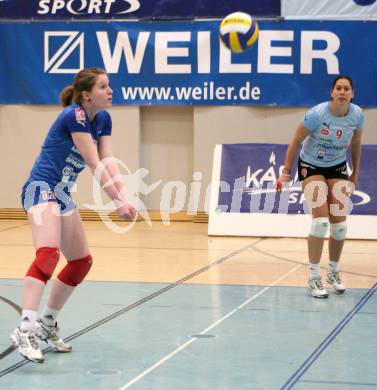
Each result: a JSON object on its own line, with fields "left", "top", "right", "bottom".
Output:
{"left": 0, "top": 243, "right": 251, "bottom": 252}
{"left": 0, "top": 296, "right": 22, "bottom": 315}
{"left": 281, "top": 281, "right": 377, "bottom": 390}
{"left": 252, "top": 242, "right": 377, "bottom": 279}
{"left": 0, "top": 238, "right": 264, "bottom": 377}
{"left": 0, "top": 297, "right": 21, "bottom": 361}
{"left": 0, "top": 223, "right": 28, "bottom": 233}
{"left": 300, "top": 380, "right": 377, "bottom": 387}
{"left": 118, "top": 263, "right": 302, "bottom": 390}
{"left": 0, "top": 298, "right": 21, "bottom": 359}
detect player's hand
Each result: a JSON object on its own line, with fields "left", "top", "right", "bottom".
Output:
{"left": 114, "top": 199, "right": 137, "bottom": 220}
{"left": 348, "top": 173, "right": 358, "bottom": 193}
{"left": 276, "top": 174, "right": 291, "bottom": 192}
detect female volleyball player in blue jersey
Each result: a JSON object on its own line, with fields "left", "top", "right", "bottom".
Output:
{"left": 10, "top": 67, "right": 137, "bottom": 362}
{"left": 277, "top": 75, "right": 364, "bottom": 299}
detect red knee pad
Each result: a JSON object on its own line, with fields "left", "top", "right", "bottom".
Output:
{"left": 57, "top": 255, "right": 93, "bottom": 287}
{"left": 26, "top": 247, "right": 60, "bottom": 284}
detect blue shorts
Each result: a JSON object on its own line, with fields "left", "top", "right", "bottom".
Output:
{"left": 21, "top": 180, "right": 76, "bottom": 215}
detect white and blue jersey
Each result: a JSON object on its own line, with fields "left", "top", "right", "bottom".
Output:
{"left": 22, "top": 104, "right": 112, "bottom": 212}
{"left": 300, "top": 102, "right": 364, "bottom": 167}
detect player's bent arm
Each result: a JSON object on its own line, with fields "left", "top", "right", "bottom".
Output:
{"left": 98, "top": 135, "right": 127, "bottom": 198}
{"left": 276, "top": 123, "right": 309, "bottom": 192}
{"left": 71, "top": 132, "right": 122, "bottom": 203}
{"left": 283, "top": 123, "right": 310, "bottom": 172}
{"left": 97, "top": 135, "right": 137, "bottom": 219}
{"left": 98, "top": 134, "right": 113, "bottom": 160}
{"left": 349, "top": 128, "right": 363, "bottom": 183}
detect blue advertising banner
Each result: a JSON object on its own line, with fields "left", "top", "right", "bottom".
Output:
{"left": 0, "top": 0, "right": 280, "bottom": 19}
{"left": 282, "top": 0, "right": 377, "bottom": 20}
{"left": 0, "top": 20, "right": 376, "bottom": 106}
{"left": 217, "top": 144, "right": 377, "bottom": 215}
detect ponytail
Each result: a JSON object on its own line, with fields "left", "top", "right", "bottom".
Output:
{"left": 60, "top": 68, "right": 107, "bottom": 107}
{"left": 60, "top": 85, "right": 75, "bottom": 107}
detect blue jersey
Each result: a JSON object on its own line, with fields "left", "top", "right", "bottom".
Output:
{"left": 300, "top": 102, "right": 364, "bottom": 167}
{"left": 27, "top": 104, "right": 112, "bottom": 187}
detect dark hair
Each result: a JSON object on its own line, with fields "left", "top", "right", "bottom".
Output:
{"left": 331, "top": 75, "right": 354, "bottom": 91}
{"left": 60, "top": 67, "right": 107, "bottom": 107}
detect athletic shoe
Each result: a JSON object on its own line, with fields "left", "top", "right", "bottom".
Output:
{"left": 327, "top": 271, "right": 346, "bottom": 294}
{"left": 35, "top": 319, "right": 72, "bottom": 353}
{"left": 308, "top": 278, "right": 329, "bottom": 298}
{"left": 10, "top": 327, "right": 44, "bottom": 363}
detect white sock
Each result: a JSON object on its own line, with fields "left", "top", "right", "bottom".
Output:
{"left": 20, "top": 309, "right": 38, "bottom": 332}
{"left": 309, "top": 262, "right": 321, "bottom": 280}
{"left": 41, "top": 306, "right": 60, "bottom": 326}
{"left": 329, "top": 260, "right": 339, "bottom": 273}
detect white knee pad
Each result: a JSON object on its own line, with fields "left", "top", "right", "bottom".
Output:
{"left": 310, "top": 217, "right": 329, "bottom": 238}
{"left": 330, "top": 221, "right": 347, "bottom": 241}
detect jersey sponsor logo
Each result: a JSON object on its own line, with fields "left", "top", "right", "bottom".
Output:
{"left": 301, "top": 167, "right": 308, "bottom": 178}
{"left": 66, "top": 155, "right": 86, "bottom": 169}
{"left": 62, "top": 166, "right": 74, "bottom": 176}
{"left": 40, "top": 190, "right": 56, "bottom": 201}
{"left": 317, "top": 149, "right": 325, "bottom": 158}
{"left": 335, "top": 165, "right": 347, "bottom": 172}
{"left": 44, "top": 31, "right": 84, "bottom": 74}
{"left": 75, "top": 107, "right": 86, "bottom": 127}
{"left": 336, "top": 129, "right": 343, "bottom": 139}
{"left": 320, "top": 128, "right": 330, "bottom": 136}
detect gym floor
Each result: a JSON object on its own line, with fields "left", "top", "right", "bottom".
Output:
{"left": 0, "top": 220, "right": 376, "bottom": 389}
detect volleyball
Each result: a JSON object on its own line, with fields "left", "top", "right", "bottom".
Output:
{"left": 219, "top": 12, "right": 259, "bottom": 53}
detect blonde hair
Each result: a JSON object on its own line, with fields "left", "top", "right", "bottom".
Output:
{"left": 60, "top": 67, "right": 107, "bottom": 107}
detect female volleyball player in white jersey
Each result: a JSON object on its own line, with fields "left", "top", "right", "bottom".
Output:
{"left": 10, "top": 67, "right": 137, "bottom": 362}
{"left": 277, "top": 75, "right": 364, "bottom": 299}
